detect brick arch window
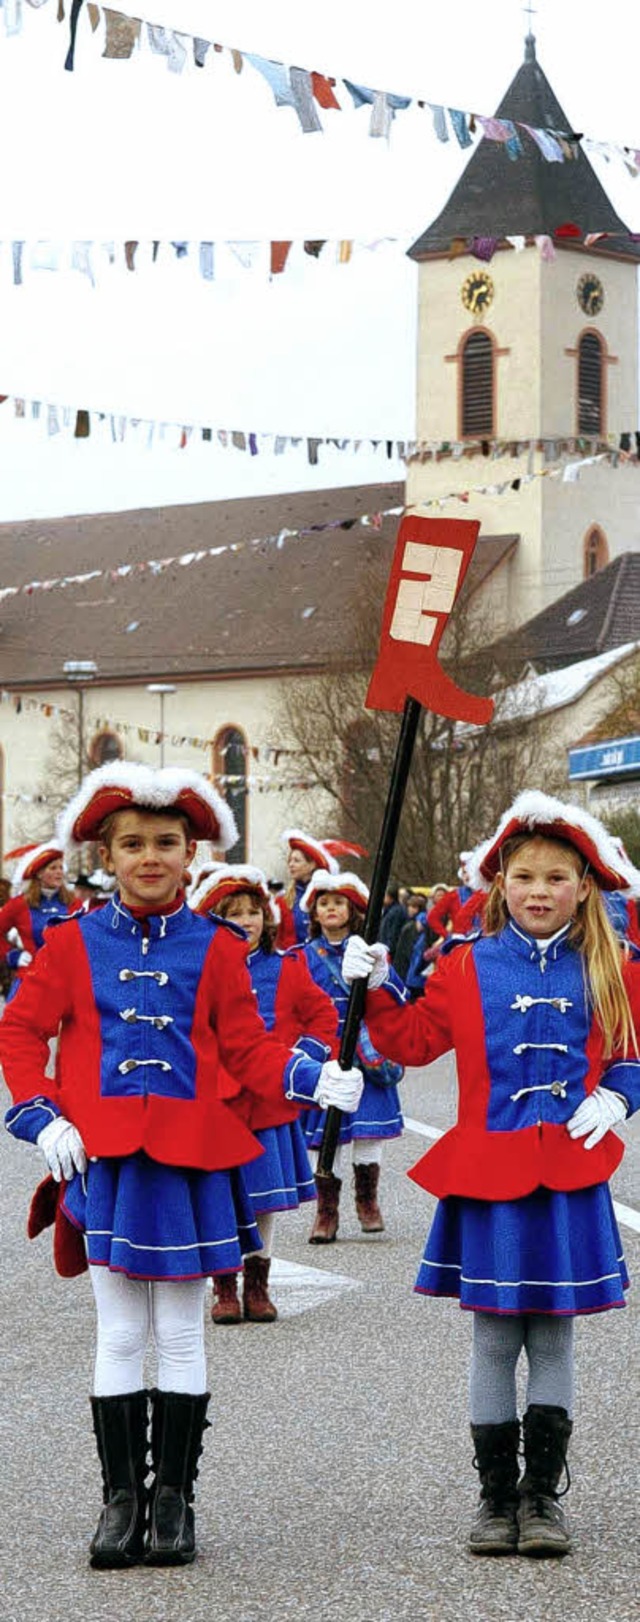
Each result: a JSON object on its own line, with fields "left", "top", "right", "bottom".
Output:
{"left": 461, "top": 329, "right": 495, "bottom": 437}
{"left": 583, "top": 525, "right": 609, "bottom": 579}
{"left": 578, "top": 331, "right": 605, "bottom": 434}
{"left": 212, "top": 725, "right": 248, "bottom": 861}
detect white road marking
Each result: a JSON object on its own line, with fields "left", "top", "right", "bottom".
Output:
{"left": 269, "top": 1257, "right": 362, "bottom": 1318}
{"left": 403, "top": 1116, "right": 640, "bottom": 1236}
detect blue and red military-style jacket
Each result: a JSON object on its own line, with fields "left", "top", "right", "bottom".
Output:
{"left": 1, "top": 895, "right": 323, "bottom": 1172}
{"left": 364, "top": 919, "right": 640, "bottom": 1202}
{"left": 220, "top": 945, "right": 338, "bottom": 1131}
{"left": 0, "top": 891, "right": 77, "bottom": 979}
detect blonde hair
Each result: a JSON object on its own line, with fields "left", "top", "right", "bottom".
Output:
{"left": 484, "top": 832, "right": 637, "bottom": 1057}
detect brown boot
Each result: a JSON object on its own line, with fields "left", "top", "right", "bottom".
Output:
{"left": 210, "top": 1272, "right": 242, "bottom": 1325}
{"left": 243, "top": 1254, "right": 278, "bottom": 1322}
{"left": 308, "top": 1172, "right": 341, "bottom": 1243}
{"left": 353, "top": 1163, "right": 384, "bottom": 1232}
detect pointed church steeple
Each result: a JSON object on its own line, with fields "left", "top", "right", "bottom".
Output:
{"left": 409, "top": 40, "right": 640, "bottom": 260}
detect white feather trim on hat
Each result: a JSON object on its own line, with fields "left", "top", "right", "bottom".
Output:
{"left": 300, "top": 869, "right": 369, "bottom": 913}
{"left": 467, "top": 790, "right": 640, "bottom": 896}
{"left": 281, "top": 827, "right": 339, "bottom": 875}
{"left": 11, "top": 842, "right": 65, "bottom": 887}
{"left": 57, "top": 763, "right": 237, "bottom": 849}
{"left": 190, "top": 862, "right": 275, "bottom": 919}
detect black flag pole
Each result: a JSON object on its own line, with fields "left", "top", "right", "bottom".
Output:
{"left": 315, "top": 694, "right": 422, "bottom": 1178}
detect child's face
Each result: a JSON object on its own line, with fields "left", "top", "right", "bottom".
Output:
{"left": 288, "top": 848, "right": 314, "bottom": 882}
{"left": 314, "top": 891, "right": 351, "bottom": 941}
{"left": 497, "top": 836, "right": 591, "bottom": 938}
{"left": 99, "top": 810, "right": 196, "bottom": 910}
{"left": 38, "top": 858, "right": 65, "bottom": 891}
{"left": 223, "top": 892, "right": 265, "bottom": 948}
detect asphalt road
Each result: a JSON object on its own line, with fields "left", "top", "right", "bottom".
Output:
{"left": 1, "top": 1054, "right": 639, "bottom": 1622}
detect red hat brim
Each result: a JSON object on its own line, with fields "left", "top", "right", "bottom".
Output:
{"left": 479, "top": 815, "right": 621, "bottom": 890}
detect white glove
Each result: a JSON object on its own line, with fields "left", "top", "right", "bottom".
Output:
{"left": 17, "top": 951, "right": 33, "bottom": 968}
{"left": 37, "top": 1117, "right": 88, "bottom": 1182}
{"left": 314, "top": 1059, "right": 365, "bottom": 1113}
{"left": 342, "top": 936, "right": 389, "bottom": 990}
{"left": 566, "top": 1087, "right": 628, "bottom": 1151}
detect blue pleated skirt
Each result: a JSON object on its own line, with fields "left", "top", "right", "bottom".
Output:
{"left": 243, "top": 1120, "right": 316, "bottom": 1213}
{"left": 303, "top": 1072, "right": 403, "bottom": 1150}
{"left": 415, "top": 1183, "right": 629, "bottom": 1315}
{"left": 61, "top": 1151, "right": 262, "bottom": 1281}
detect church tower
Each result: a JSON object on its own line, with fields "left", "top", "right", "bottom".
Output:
{"left": 407, "top": 34, "right": 640, "bottom": 637}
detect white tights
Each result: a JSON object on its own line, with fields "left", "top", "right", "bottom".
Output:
{"left": 309, "top": 1138, "right": 383, "bottom": 1178}
{"left": 90, "top": 1267, "right": 208, "bottom": 1397}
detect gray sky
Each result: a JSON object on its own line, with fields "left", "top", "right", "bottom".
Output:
{"left": 0, "top": 0, "right": 639, "bottom": 519}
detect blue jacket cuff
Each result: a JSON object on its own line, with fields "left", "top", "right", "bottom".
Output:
{"left": 284, "top": 1051, "right": 322, "bottom": 1103}
{"left": 5, "top": 1096, "right": 61, "bottom": 1144}
{"left": 601, "top": 1062, "right": 640, "bottom": 1116}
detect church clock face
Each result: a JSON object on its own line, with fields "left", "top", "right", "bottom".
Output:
{"left": 461, "top": 270, "right": 494, "bottom": 316}
{"left": 577, "top": 273, "right": 604, "bottom": 316}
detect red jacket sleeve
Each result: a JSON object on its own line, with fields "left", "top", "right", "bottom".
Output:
{"left": 0, "top": 895, "right": 31, "bottom": 959}
{"left": 274, "top": 896, "right": 296, "bottom": 949}
{"left": 454, "top": 890, "right": 487, "bottom": 935}
{"left": 427, "top": 889, "right": 459, "bottom": 938}
{"left": 364, "top": 956, "right": 456, "bottom": 1069}
{"left": 279, "top": 953, "right": 339, "bottom": 1055}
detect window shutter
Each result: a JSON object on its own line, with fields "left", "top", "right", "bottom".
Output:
{"left": 578, "top": 334, "right": 603, "bottom": 434}
{"left": 461, "top": 332, "right": 494, "bottom": 436}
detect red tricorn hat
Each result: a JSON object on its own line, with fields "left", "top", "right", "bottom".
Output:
{"left": 57, "top": 764, "right": 238, "bottom": 848}
{"left": 7, "top": 842, "right": 65, "bottom": 885}
{"left": 300, "top": 869, "right": 370, "bottom": 914}
{"left": 191, "top": 863, "right": 277, "bottom": 922}
{"left": 281, "top": 827, "right": 339, "bottom": 874}
{"left": 468, "top": 790, "right": 640, "bottom": 895}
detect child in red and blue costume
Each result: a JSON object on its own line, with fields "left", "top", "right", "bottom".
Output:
{"left": 342, "top": 792, "right": 640, "bottom": 1560}
{"left": 299, "top": 869, "right": 404, "bottom": 1243}
{"left": 0, "top": 842, "right": 78, "bottom": 999}
{"left": 191, "top": 861, "right": 338, "bottom": 1324}
{"left": 1, "top": 764, "right": 362, "bottom": 1572}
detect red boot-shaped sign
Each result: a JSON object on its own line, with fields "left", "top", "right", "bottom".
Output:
{"left": 365, "top": 516, "right": 493, "bottom": 725}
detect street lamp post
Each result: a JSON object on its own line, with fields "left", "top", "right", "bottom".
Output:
{"left": 63, "top": 660, "right": 98, "bottom": 786}
{"left": 147, "top": 684, "right": 177, "bottom": 767}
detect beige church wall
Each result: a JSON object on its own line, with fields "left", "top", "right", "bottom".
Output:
{"left": 540, "top": 460, "right": 640, "bottom": 606}
{"left": 0, "top": 674, "right": 340, "bottom": 878}
{"left": 540, "top": 253, "right": 638, "bottom": 437}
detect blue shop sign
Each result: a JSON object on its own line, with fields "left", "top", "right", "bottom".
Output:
{"left": 568, "top": 735, "right": 640, "bottom": 781}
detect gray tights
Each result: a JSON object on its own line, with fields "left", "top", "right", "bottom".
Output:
{"left": 469, "top": 1311, "right": 575, "bottom": 1424}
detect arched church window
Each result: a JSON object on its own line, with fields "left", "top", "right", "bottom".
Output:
{"left": 460, "top": 330, "right": 494, "bottom": 437}
{"left": 583, "top": 525, "right": 609, "bottom": 579}
{"left": 578, "top": 333, "right": 604, "bottom": 435}
{"left": 212, "top": 725, "right": 248, "bottom": 861}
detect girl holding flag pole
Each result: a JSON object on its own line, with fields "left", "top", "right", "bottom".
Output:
{"left": 342, "top": 792, "right": 640, "bottom": 1557}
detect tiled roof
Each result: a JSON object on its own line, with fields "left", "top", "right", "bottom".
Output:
{"left": 409, "top": 38, "right": 640, "bottom": 261}
{"left": 0, "top": 484, "right": 517, "bottom": 688}
{"left": 486, "top": 552, "right": 640, "bottom": 678}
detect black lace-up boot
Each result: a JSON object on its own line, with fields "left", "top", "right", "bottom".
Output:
{"left": 518, "top": 1404, "right": 572, "bottom": 1556}
{"left": 468, "top": 1420, "right": 520, "bottom": 1555}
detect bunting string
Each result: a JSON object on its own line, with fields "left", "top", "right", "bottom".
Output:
{"left": 2, "top": 383, "right": 638, "bottom": 464}
{"left": 1, "top": 236, "right": 403, "bottom": 287}
{"left": 0, "top": 440, "right": 638, "bottom": 606}
{"left": 9, "top": 1, "right": 633, "bottom": 194}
